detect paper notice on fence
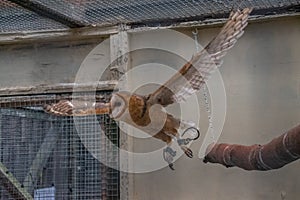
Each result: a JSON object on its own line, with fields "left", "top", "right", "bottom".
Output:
{"left": 34, "top": 186, "right": 55, "bottom": 200}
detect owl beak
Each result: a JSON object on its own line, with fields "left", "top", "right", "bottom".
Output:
{"left": 95, "top": 102, "right": 111, "bottom": 115}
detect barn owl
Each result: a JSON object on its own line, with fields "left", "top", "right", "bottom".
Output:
{"left": 45, "top": 8, "right": 252, "bottom": 170}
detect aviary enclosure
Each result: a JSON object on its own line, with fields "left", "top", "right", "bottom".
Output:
{"left": 0, "top": 92, "right": 120, "bottom": 199}
{"left": 0, "top": 0, "right": 299, "bottom": 199}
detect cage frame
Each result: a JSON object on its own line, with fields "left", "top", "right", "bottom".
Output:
{"left": 0, "top": 81, "right": 124, "bottom": 200}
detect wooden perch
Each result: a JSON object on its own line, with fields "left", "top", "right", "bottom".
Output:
{"left": 203, "top": 124, "right": 300, "bottom": 171}
{"left": 0, "top": 162, "right": 33, "bottom": 199}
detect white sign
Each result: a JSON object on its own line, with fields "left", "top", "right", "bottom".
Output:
{"left": 34, "top": 187, "right": 55, "bottom": 200}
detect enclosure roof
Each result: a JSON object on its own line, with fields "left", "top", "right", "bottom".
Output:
{"left": 1, "top": 0, "right": 300, "bottom": 33}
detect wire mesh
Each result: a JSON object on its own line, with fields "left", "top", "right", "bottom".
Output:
{"left": 0, "top": 0, "right": 67, "bottom": 33}
{"left": 25, "top": 0, "right": 300, "bottom": 25}
{"left": 0, "top": 0, "right": 299, "bottom": 33}
{"left": 0, "top": 92, "right": 120, "bottom": 200}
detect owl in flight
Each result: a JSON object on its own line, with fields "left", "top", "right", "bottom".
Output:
{"left": 45, "top": 8, "right": 252, "bottom": 170}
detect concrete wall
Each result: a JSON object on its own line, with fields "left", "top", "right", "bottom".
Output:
{"left": 0, "top": 38, "right": 105, "bottom": 88}
{"left": 0, "top": 15, "right": 299, "bottom": 200}
{"left": 129, "top": 16, "right": 300, "bottom": 200}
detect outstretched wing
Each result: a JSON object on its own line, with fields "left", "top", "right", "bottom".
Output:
{"left": 44, "top": 100, "right": 110, "bottom": 116}
{"left": 148, "top": 8, "right": 252, "bottom": 106}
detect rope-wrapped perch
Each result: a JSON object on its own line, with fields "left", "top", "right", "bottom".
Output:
{"left": 203, "top": 124, "right": 300, "bottom": 170}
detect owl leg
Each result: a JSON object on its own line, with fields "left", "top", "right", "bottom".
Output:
{"left": 163, "top": 115, "right": 195, "bottom": 158}
{"left": 166, "top": 125, "right": 194, "bottom": 158}
{"left": 176, "top": 121, "right": 200, "bottom": 158}
{"left": 153, "top": 132, "right": 176, "bottom": 170}
{"left": 177, "top": 126, "right": 200, "bottom": 158}
{"left": 176, "top": 134, "right": 193, "bottom": 158}
{"left": 163, "top": 146, "right": 176, "bottom": 170}
{"left": 162, "top": 129, "right": 194, "bottom": 159}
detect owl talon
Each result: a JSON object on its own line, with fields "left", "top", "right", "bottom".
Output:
{"left": 168, "top": 163, "right": 175, "bottom": 170}
{"left": 163, "top": 147, "right": 176, "bottom": 170}
{"left": 181, "top": 146, "right": 193, "bottom": 158}
{"left": 185, "top": 148, "right": 193, "bottom": 158}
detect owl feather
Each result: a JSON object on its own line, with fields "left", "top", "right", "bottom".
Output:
{"left": 148, "top": 8, "right": 252, "bottom": 106}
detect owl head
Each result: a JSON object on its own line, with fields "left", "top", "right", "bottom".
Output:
{"left": 108, "top": 91, "right": 131, "bottom": 119}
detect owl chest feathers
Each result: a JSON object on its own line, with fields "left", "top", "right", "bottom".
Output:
{"left": 128, "top": 95, "right": 151, "bottom": 126}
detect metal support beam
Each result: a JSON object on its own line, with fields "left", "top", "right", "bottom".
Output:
{"left": 22, "top": 123, "right": 60, "bottom": 193}
{"left": 110, "top": 30, "right": 133, "bottom": 200}
{"left": 110, "top": 29, "right": 129, "bottom": 82}
{"left": 0, "top": 26, "right": 117, "bottom": 45}
{"left": 0, "top": 162, "right": 33, "bottom": 200}
{"left": 0, "top": 81, "right": 117, "bottom": 97}
{"left": 7, "top": 0, "right": 85, "bottom": 28}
